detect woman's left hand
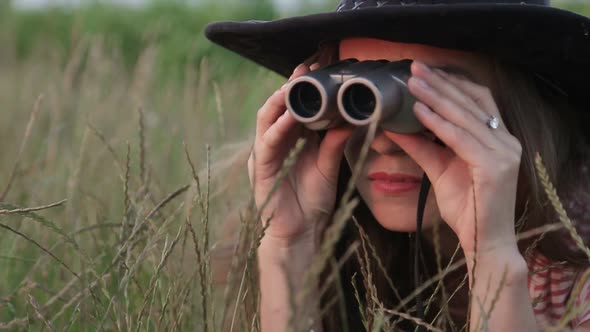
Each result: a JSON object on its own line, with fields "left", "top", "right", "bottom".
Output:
{"left": 383, "top": 61, "right": 523, "bottom": 255}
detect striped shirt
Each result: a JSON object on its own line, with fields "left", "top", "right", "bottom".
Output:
{"left": 527, "top": 250, "right": 590, "bottom": 328}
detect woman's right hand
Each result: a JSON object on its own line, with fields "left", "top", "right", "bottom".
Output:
{"left": 248, "top": 63, "right": 353, "bottom": 248}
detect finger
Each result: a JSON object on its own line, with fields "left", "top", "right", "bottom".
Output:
{"left": 411, "top": 62, "right": 517, "bottom": 148}
{"left": 256, "top": 64, "right": 310, "bottom": 138}
{"left": 248, "top": 148, "right": 256, "bottom": 188}
{"left": 438, "top": 70, "right": 504, "bottom": 122}
{"left": 261, "top": 110, "right": 299, "bottom": 148}
{"left": 316, "top": 126, "right": 354, "bottom": 183}
{"left": 412, "top": 61, "right": 487, "bottom": 120}
{"left": 439, "top": 73, "right": 524, "bottom": 152}
{"left": 310, "top": 62, "right": 321, "bottom": 71}
{"left": 412, "top": 101, "right": 495, "bottom": 167}
{"left": 408, "top": 76, "right": 502, "bottom": 150}
{"left": 382, "top": 130, "right": 451, "bottom": 183}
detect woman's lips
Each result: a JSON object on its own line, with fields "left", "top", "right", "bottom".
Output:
{"left": 368, "top": 172, "right": 421, "bottom": 195}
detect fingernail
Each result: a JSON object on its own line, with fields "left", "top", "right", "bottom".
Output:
{"left": 413, "top": 61, "right": 431, "bottom": 73}
{"left": 412, "top": 77, "right": 431, "bottom": 90}
{"left": 293, "top": 63, "right": 306, "bottom": 74}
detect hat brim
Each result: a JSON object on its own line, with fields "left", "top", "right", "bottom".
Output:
{"left": 205, "top": 4, "right": 590, "bottom": 103}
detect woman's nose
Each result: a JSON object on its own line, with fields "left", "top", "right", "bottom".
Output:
{"left": 370, "top": 129, "right": 404, "bottom": 155}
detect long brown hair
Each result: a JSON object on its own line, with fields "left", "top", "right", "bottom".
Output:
{"left": 307, "top": 42, "right": 590, "bottom": 331}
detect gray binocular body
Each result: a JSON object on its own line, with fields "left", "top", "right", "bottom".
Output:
{"left": 285, "top": 59, "right": 423, "bottom": 134}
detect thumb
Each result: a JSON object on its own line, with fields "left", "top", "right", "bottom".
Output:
{"left": 316, "top": 126, "right": 354, "bottom": 183}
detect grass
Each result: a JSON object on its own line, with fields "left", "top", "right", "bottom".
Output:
{"left": 0, "top": 29, "right": 276, "bottom": 330}
{"left": 1, "top": 2, "right": 590, "bottom": 331}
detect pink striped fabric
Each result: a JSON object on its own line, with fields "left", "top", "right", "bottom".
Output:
{"left": 527, "top": 250, "right": 590, "bottom": 328}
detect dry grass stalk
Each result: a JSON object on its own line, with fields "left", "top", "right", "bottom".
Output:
{"left": 320, "top": 247, "right": 360, "bottom": 332}
{"left": 62, "top": 303, "right": 81, "bottom": 332}
{"left": 473, "top": 265, "right": 508, "bottom": 332}
{"left": 353, "top": 218, "right": 383, "bottom": 330}
{"left": 352, "top": 216, "right": 404, "bottom": 308}
{"left": 51, "top": 273, "right": 112, "bottom": 323}
{"left": 466, "top": 176, "right": 480, "bottom": 332}
{"left": 66, "top": 125, "right": 91, "bottom": 231}
{"left": 136, "top": 223, "right": 183, "bottom": 331}
{"left": 0, "top": 199, "right": 66, "bottom": 215}
{"left": 87, "top": 122, "right": 125, "bottom": 180}
{"left": 294, "top": 118, "right": 378, "bottom": 326}
{"left": 518, "top": 223, "right": 564, "bottom": 241}
{"left": 119, "top": 142, "right": 133, "bottom": 287}
{"left": 425, "top": 216, "right": 454, "bottom": 329}
{"left": 431, "top": 273, "right": 468, "bottom": 326}
{"left": 0, "top": 222, "right": 79, "bottom": 279}
{"left": 0, "top": 201, "right": 87, "bottom": 268}
{"left": 97, "top": 202, "right": 184, "bottom": 329}
{"left": 27, "top": 294, "right": 56, "bottom": 332}
{"left": 0, "top": 94, "right": 43, "bottom": 202}
{"left": 183, "top": 142, "right": 205, "bottom": 210}
{"left": 0, "top": 317, "right": 28, "bottom": 330}
{"left": 138, "top": 106, "right": 147, "bottom": 186}
{"left": 202, "top": 144, "right": 213, "bottom": 332}
{"left": 156, "top": 282, "right": 173, "bottom": 331}
{"left": 384, "top": 308, "right": 444, "bottom": 332}
{"left": 254, "top": 138, "right": 306, "bottom": 223}
{"left": 473, "top": 296, "right": 489, "bottom": 332}
{"left": 184, "top": 143, "right": 213, "bottom": 332}
{"left": 143, "top": 184, "right": 190, "bottom": 223}
{"left": 552, "top": 268, "right": 590, "bottom": 329}
{"left": 352, "top": 273, "right": 369, "bottom": 331}
{"left": 213, "top": 82, "right": 226, "bottom": 139}
{"left": 42, "top": 268, "right": 88, "bottom": 308}
{"left": 535, "top": 153, "right": 590, "bottom": 260}
{"left": 171, "top": 284, "right": 192, "bottom": 331}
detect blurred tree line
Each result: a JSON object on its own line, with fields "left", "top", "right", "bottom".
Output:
{"left": 0, "top": 0, "right": 285, "bottom": 78}
{"left": 0, "top": 0, "right": 587, "bottom": 79}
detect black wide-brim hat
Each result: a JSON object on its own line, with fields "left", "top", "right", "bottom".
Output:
{"left": 205, "top": 0, "right": 590, "bottom": 104}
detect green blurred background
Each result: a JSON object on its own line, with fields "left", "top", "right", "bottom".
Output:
{"left": 1, "top": 0, "right": 588, "bottom": 84}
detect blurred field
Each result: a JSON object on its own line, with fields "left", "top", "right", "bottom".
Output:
{"left": 0, "top": 1, "right": 589, "bottom": 331}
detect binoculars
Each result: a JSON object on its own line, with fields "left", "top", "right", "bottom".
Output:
{"left": 285, "top": 59, "right": 423, "bottom": 134}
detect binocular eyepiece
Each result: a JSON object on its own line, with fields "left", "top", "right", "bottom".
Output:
{"left": 285, "top": 59, "right": 423, "bottom": 134}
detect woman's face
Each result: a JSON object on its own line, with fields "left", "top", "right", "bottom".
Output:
{"left": 340, "top": 38, "right": 494, "bottom": 232}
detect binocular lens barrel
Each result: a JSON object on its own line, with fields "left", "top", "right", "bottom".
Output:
{"left": 341, "top": 83, "right": 377, "bottom": 120}
{"left": 284, "top": 59, "right": 423, "bottom": 133}
{"left": 288, "top": 81, "right": 322, "bottom": 118}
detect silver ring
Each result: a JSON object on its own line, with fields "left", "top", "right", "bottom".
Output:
{"left": 486, "top": 115, "right": 500, "bottom": 129}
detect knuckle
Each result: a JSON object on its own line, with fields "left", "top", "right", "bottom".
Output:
{"left": 512, "top": 139, "right": 523, "bottom": 156}
{"left": 475, "top": 85, "right": 492, "bottom": 99}
{"left": 493, "top": 153, "right": 521, "bottom": 176}
{"left": 257, "top": 105, "right": 269, "bottom": 122}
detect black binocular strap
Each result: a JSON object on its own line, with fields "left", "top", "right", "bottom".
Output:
{"left": 414, "top": 174, "right": 430, "bottom": 332}
{"left": 414, "top": 137, "right": 444, "bottom": 332}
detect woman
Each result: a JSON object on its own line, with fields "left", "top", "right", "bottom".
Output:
{"left": 206, "top": 0, "right": 590, "bottom": 331}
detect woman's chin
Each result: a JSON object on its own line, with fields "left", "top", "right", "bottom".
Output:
{"left": 371, "top": 209, "right": 420, "bottom": 232}
{"left": 368, "top": 202, "right": 439, "bottom": 233}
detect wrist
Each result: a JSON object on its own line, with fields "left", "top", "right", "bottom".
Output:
{"left": 465, "top": 246, "right": 528, "bottom": 284}
{"left": 459, "top": 219, "right": 518, "bottom": 257}
{"left": 259, "top": 232, "right": 317, "bottom": 264}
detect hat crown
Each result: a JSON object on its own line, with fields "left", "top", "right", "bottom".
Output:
{"left": 336, "top": 0, "right": 549, "bottom": 11}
